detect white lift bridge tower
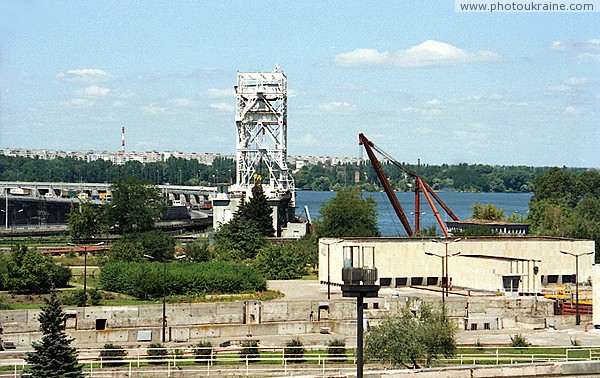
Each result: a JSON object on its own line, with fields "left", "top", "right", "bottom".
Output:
{"left": 213, "top": 67, "right": 305, "bottom": 237}
{"left": 234, "top": 69, "right": 294, "bottom": 199}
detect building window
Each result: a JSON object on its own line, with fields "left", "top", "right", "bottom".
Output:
{"left": 395, "top": 277, "right": 408, "bottom": 287}
{"left": 410, "top": 277, "right": 424, "bottom": 286}
{"left": 484, "top": 323, "right": 491, "bottom": 330}
{"left": 379, "top": 277, "right": 392, "bottom": 287}
{"left": 426, "top": 277, "right": 438, "bottom": 286}
{"left": 547, "top": 275, "right": 559, "bottom": 284}
{"left": 470, "top": 323, "right": 478, "bottom": 331}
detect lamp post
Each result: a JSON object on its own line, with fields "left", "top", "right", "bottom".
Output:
{"left": 144, "top": 254, "right": 186, "bottom": 343}
{"left": 433, "top": 238, "right": 461, "bottom": 297}
{"left": 322, "top": 239, "right": 344, "bottom": 300}
{"left": 4, "top": 188, "right": 8, "bottom": 229}
{"left": 560, "top": 250, "right": 594, "bottom": 325}
{"left": 424, "top": 251, "right": 445, "bottom": 307}
{"left": 68, "top": 242, "right": 105, "bottom": 307}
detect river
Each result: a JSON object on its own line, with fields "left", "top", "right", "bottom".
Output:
{"left": 295, "top": 191, "right": 532, "bottom": 237}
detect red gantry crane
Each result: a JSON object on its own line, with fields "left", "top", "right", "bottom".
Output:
{"left": 358, "top": 133, "right": 459, "bottom": 237}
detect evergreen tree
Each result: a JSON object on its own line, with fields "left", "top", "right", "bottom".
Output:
{"left": 26, "top": 295, "right": 84, "bottom": 378}
{"left": 236, "top": 183, "right": 275, "bottom": 236}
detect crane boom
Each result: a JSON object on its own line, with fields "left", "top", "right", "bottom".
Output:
{"left": 358, "top": 132, "right": 460, "bottom": 237}
{"left": 359, "top": 133, "right": 414, "bottom": 236}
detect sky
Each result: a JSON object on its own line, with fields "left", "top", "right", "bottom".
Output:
{"left": 1, "top": 1, "right": 599, "bottom": 167}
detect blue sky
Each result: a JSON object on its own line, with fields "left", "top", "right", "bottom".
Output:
{"left": 1, "top": 1, "right": 599, "bottom": 167}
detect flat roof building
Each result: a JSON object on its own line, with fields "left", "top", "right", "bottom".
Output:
{"left": 319, "top": 237, "right": 595, "bottom": 295}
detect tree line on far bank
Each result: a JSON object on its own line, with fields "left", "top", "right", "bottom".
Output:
{"left": 1, "top": 154, "right": 589, "bottom": 192}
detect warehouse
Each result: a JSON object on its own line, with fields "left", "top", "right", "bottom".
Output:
{"left": 319, "top": 237, "right": 595, "bottom": 295}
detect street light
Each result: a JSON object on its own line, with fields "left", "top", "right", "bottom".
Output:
{"left": 433, "top": 238, "right": 461, "bottom": 297}
{"left": 67, "top": 242, "right": 105, "bottom": 307}
{"left": 425, "top": 250, "right": 461, "bottom": 308}
{"left": 321, "top": 239, "right": 344, "bottom": 300}
{"left": 144, "top": 254, "right": 186, "bottom": 343}
{"left": 560, "top": 250, "right": 594, "bottom": 325}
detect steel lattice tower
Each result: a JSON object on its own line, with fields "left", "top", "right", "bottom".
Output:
{"left": 235, "top": 69, "right": 294, "bottom": 202}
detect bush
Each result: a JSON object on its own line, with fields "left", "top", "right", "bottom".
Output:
{"left": 61, "top": 290, "right": 86, "bottom": 307}
{"left": 327, "top": 339, "right": 347, "bottom": 362}
{"left": 147, "top": 343, "right": 168, "bottom": 365}
{"left": 100, "top": 261, "right": 266, "bottom": 299}
{"left": 510, "top": 334, "right": 530, "bottom": 347}
{"left": 239, "top": 340, "right": 259, "bottom": 363}
{"left": 99, "top": 343, "right": 127, "bottom": 366}
{"left": 88, "top": 288, "right": 102, "bottom": 305}
{"left": 284, "top": 337, "right": 305, "bottom": 363}
{"left": 194, "top": 340, "right": 213, "bottom": 362}
{"left": 184, "top": 239, "right": 210, "bottom": 262}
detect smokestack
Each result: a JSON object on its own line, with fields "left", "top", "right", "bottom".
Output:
{"left": 121, "top": 127, "right": 125, "bottom": 154}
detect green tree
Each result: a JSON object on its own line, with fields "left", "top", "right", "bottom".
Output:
{"left": 2, "top": 245, "right": 71, "bottom": 293}
{"left": 236, "top": 183, "right": 275, "bottom": 236}
{"left": 25, "top": 295, "right": 84, "bottom": 378}
{"left": 213, "top": 218, "right": 266, "bottom": 261}
{"left": 365, "top": 305, "right": 456, "bottom": 369}
{"left": 314, "top": 188, "right": 380, "bottom": 237}
{"left": 68, "top": 201, "right": 105, "bottom": 240}
{"left": 105, "top": 176, "right": 165, "bottom": 234}
{"left": 471, "top": 203, "right": 506, "bottom": 221}
{"left": 108, "top": 230, "right": 175, "bottom": 263}
{"left": 183, "top": 238, "right": 211, "bottom": 262}
{"left": 253, "top": 243, "right": 308, "bottom": 279}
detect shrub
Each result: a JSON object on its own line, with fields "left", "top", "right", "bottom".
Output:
{"left": 327, "top": 339, "right": 347, "bottom": 362}
{"left": 184, "top": 239, "right": 210, "bottom": 262}
{"left": 284, "top": 337, "right": 305, "bottom": 363}
{"left": 99, "top": 343, "right": 127, "bottom": 366}
{"left": 239, "top": 340, "right": 259, "bottom": 362}
{"left": 510, "top": 334, "right": 530, "bottom": 348}
{"left": 194, "top": 340, "right": 213, "bottom": 362}
{"left": 100, "top": 261, "right": 266, "bottom": 299}
{"left": 61, "top": 290, "right": 86, "bottom": 307}
{"left": 88, "top": 288, "right": 102, "bottom": 305}
{"left": 147, "top": 343, "right": 168, "bottom": 365}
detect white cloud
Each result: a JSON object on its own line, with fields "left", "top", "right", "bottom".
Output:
{"left": 549, "top": 41, "right": 567, "bottom": 51}
{"left": 577, "top": 53, "right": 600, "bottom": 62}
{"left": 170, "top": 98, "right": 196, "bottom": 107}
{"left": 564, "top": 76, "right": 589, "bottom": 86}
{"left": 112, "top": 101, "right": 125, "bottom": 108}
{"left": 76, "top": 85, "right": 111, "bottom": 98}
{"left": 209, "top": 102, "right": 235, "bottom": 112}
{"left": 60, "top": 98, "right": 94, "bottom": 107}
{"left": 203, "top": 88, "right": 235, "bottom": 98}
{"left": 317, "top": 101, "right": 355, "bottom": 112}
{"left": 56, "top": 69, "right": 115, "bottom": 82}
{"left": 401, "top": 106, "right": 442, "bottom": 117}
{"left": 334, "top": 40, "right": 502, "bottom": 68}
{"left": 547, "top": 84, "right": 571, "bottom": 94}
{"left": 142, "top": 104, "right": 167, "bottom": 115}
{"left": 588, "top": 39, "right": 600, "bottom": 49}
{"left": 564, "top": 106, "right": 581, "bottom": 115}
{"left": 426, "top": 99, "right": 442, "bottom": 106}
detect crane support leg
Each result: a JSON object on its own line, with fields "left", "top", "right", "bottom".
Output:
{"left": 418, "top": 178, "right": 449, "bottom": 237}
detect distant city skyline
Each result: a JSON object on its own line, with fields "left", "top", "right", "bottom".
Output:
{"left": 1, "top": 1, "right": 598, "bottom": 167}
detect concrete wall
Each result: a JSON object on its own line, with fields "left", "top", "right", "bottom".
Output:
{"left": 319, "top": 237, "right": 595, "bottom": 294}
{"left": 1, "top": 294, "right": 562, "bottom": 348}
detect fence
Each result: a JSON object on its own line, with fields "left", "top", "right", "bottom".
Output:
{"left": 3, "top": 345, "right": 600, "bottom": 377}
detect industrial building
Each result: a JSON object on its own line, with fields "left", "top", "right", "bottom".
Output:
{"left": 319, "top": 237, "right": 595, "bottom": 295}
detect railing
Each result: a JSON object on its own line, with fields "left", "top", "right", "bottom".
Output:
{"left": 0, "top": 346, "right": 358, "bottom": 377}
{"left": 3, "top": 345, "right": 600, "bottom": 377}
